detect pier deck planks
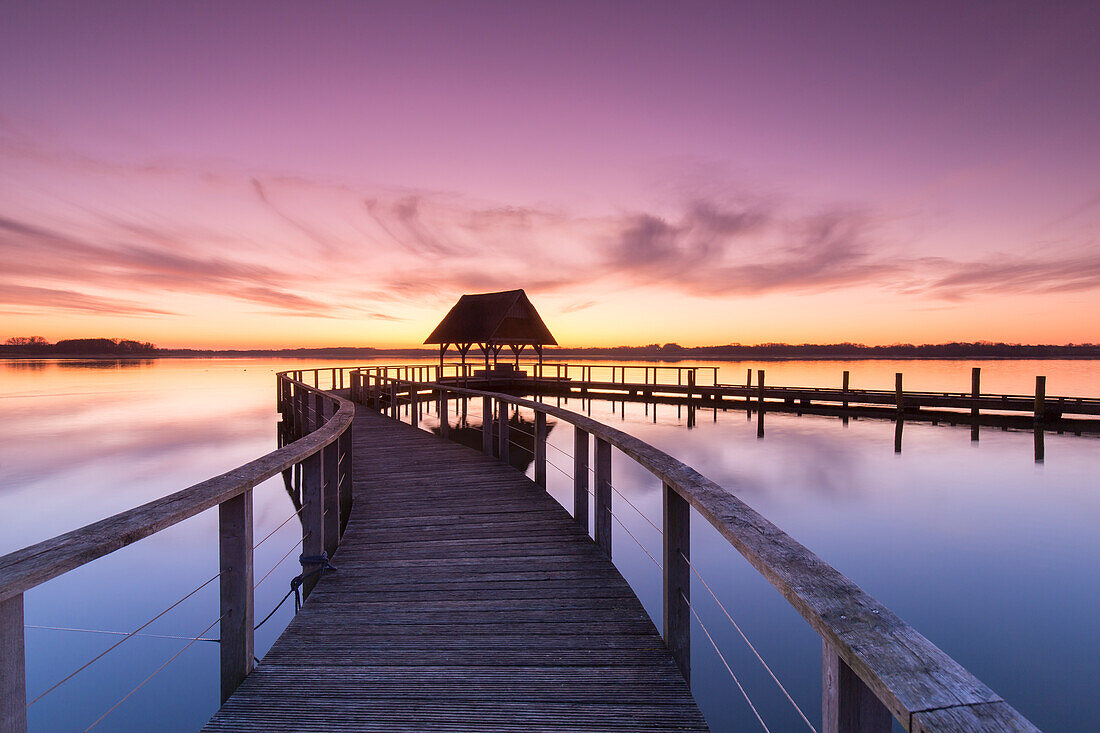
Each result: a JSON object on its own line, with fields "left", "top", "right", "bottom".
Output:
{"left": 204, "top": 406, "right": 707, "bottom": 732}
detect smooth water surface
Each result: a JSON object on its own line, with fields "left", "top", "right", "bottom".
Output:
{"left": 1, "top": 357, "right": 1097, "bottom": 731}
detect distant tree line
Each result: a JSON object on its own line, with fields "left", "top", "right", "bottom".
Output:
{"left": 2, "top": 338, "right": 1097, "bottom": 359}
{"left": 1, "top": 337, "right": 157, "bottom": 355}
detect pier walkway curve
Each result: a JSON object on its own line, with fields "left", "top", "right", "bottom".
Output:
{"left": 202, "top": 405, "right": 708, "bottom": 732}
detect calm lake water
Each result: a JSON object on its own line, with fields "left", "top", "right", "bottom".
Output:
{"left": 1, "top": 357, "right": 1097, "bottom": 731}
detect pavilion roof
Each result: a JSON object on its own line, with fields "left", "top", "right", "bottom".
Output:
{"left": 424, "top": 289, "right": 557, "bottom": 346}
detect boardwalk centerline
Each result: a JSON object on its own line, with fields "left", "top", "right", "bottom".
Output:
{"left": 204, "top": 407, "right": 707, "bottom": 732}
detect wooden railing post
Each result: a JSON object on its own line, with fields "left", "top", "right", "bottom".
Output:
{"left": 314, "top": 393, "right": 325, "bottom": 431}
{"left": 594, "top": 438, "right": 612, "bottom": 556}
{"left": 298, "top": 386, "right": 308, "bottom": 436}
{"left": 322, "top": 441, "right": 340, "bottom": 558}
{"left": 218, "top": 489, "right": 254, "bottom": 703}
{"left": 1, "top": 593, "right": 26, "bottom": 733}
{"left": 663, "top": 483, "right": 690, "bottom": 682}
{"left": 410, "top": 386, "right": 419, "bottom": 427}
{"left": 482, "top": 396, "right": 493, "bottom": 455}
{"left": 534, "top": 411, "right": 547, "bottom": 488}
{"left": 439, "top": 390, "right": 449, "bottom": 439}
{"left": 842, "top": 370, "right": 850, "bottom": 410}
{"left": 498, "top": 399, "right": 510, "bottom": 464}
{"left": 301, "top": 453, "right": 324, "bottom": 598}
{"left": 573, "top": 427, "right": 589, "bottom": 527}
{"left": 338, "top": 428, "right": 353, "bottom": 535}
{"left": 389, "top": 381, "right": 398, "bottom": 419}
{"left": 895, "top": 373, "right": 904, "bottom": 413}
{"left": 822, "top": 641, "right": 891, "bottom": 733}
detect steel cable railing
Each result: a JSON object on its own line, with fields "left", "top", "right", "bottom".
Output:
{"left": 680, "top": 549, "right": 816, "bottom": 732}
{"left": 25, "top": 571, "right": 222, "bottom": 708}
{"left": 83, "top": 612, "right": 227, "bottom": 731}
{"left": 683, "top": 590, "right": 771, "bottom": 733}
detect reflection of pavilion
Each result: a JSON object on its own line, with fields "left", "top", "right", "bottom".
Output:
{"left": 433, "top": 407, "right": 556, "bottom": 474}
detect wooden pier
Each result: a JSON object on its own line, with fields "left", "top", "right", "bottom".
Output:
{"left": 204, "top": 406, "right": 705, "bottom": 731}
{"left": 0, "top": 363, "right": 1055, "bottom": 732}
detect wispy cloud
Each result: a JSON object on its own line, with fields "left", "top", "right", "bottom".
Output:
{"left": 1, "top": 135, "right": 1098, "bottom": 325}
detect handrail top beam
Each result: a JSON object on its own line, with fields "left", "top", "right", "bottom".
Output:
{"left": 0, "top": 378, "right": 354, "bottom": 604}
{"left": 368, "top": 375, "right": 1037, "bottom": 731}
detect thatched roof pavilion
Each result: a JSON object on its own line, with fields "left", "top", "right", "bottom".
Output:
{"left": 425, "top": 289, "right": 557, "bottom": 368}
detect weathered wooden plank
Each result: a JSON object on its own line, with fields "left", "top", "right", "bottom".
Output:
{"left": 205, "top": 405, "right": 706, "bottom": 731}
{"left": 393, "top": 379, "right": 1041, "bottom": 732}
{"left": 911, "top": 701, "right": 1040, "bottom": 732}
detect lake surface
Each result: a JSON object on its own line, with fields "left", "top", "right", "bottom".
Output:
{"left": 1, "top": 357, "right": 1097, "bottom": 731}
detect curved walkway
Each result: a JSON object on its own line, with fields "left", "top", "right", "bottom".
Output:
{"left": 204, "top": 405, "right": 707, "bottom": 732}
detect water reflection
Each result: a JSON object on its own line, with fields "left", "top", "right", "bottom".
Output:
{"left": 2, "top": 357, "right": 1098, "bottom": 732}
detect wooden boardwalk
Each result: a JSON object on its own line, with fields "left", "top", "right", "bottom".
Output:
{"left": 204, "top": 405, "right": 707, "bottom": 732}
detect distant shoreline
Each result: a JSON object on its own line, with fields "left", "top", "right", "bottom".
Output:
{"left": 3, "top": 349, "right": 1099, "bottom": 362}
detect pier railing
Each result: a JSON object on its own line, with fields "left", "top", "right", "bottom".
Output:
{"left": 0, "top": 373, "right": 353, "bottom": 732}
{"left": 350, "top": 369, "right": 1039, "bottom": 733}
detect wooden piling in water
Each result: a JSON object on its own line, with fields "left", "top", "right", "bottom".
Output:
{"left": 757, "top": 370, "right": 765, "bottom": 438}
{"left": 1034, "top": 375, "right": 1046, "bottom": 424}
{"left": 971, "top": 367, "right": 981, "bottom": 442}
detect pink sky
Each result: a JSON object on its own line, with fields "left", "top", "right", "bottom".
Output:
{"left": 1, "top": 1, "right": 1098, "bottom": 348}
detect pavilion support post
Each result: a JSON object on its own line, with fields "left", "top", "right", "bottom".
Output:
{"left": 573, "top": 427, "right": 589, "bottom": 528}
{"left": 822, "top": 641, "right": 891, "bottom": 733}
{"left": 594, "top": 438, "right": 612, "bottom": 556}
{"left": 219, "top": 488, "right": 254, "bottom": 703}
{"left": 482, "top": 396, "right": 493, "bottom": 455}
{"left": 322, "top": 441, "right": 340, "bottom": 558}
{"left": 534, "top": 410, "right": 547, "bottom": 488}
{"left": 0, "top": 593, "right": 26, "bottom": 733}
{"left": 301, "top": 453, "right": 324, "bottom": 598}
{"left": 498, "top": 398, "right": 510, "bottom": 465}
{"left": 663, "top": 483, "right": 690, "bottom": 683}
